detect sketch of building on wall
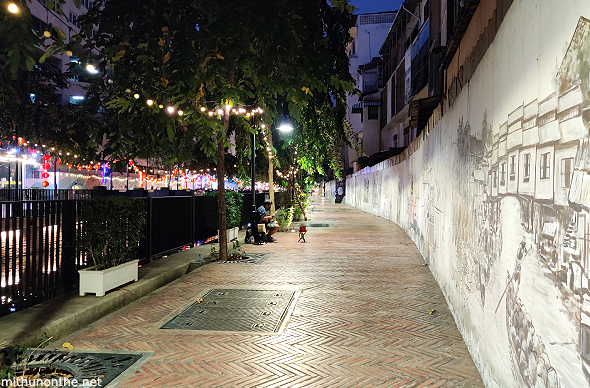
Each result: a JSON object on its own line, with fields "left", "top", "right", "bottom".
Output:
{"left": 483, "top": 17, "right": 590, "bottom": 386}
{"left": 443, "top": 16, "right": 590, "bottom": 386}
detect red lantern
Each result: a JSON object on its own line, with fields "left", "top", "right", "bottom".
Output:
{"left": 41, "top": 181, "right": 49, "bottom": 188}
{"left": 43, "top": 154, "right": 50, "bottom": 161}
{"left": 41, "top": 172, "right": 49, "bottom": 179}
{"left": 42, "top": 163, "right": 50, "bottom": 170}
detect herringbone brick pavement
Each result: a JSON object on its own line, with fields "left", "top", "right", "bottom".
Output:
{"left": 64, "top": 195, "right": 483, "bottom": 387}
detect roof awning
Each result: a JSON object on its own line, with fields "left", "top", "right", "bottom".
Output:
{"left": 351, "top": 101, "right": 381, "bottom": 114}
{"left": 569, "top": 170, "right": 590, "bottom": 211}
{"left": 409, "top": 95, "right": 443, "bottom": 130}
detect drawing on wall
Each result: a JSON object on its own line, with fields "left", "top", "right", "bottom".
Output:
{"left": 454, "top": 17, "right": 590, "bottom": 386}
{"left": 372, "top": 171, "right": 382, "bottom": 206}
{"left": 382, "top": 174, "right": 392, "bottom": 221}
{"left": 345, "top": 15, "right": 590, "bottom": 388}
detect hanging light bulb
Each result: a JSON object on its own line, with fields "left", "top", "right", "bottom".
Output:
{"left": 133, "top": 93, "right": 140, "bottom": 99}
{"left": 167, "top": 106, "right": 175, "bottom": 114}
{"left": 44, "top": 30, "right": 51, "bottom": 38}
{"left": 7, "top": 3, "right": 19, "bottom": 13}
{"left": 66, "top": 50, "right": 73, "bottom": 57}
{"left": 178, "top": 110, "right": 183, "bottom": 116}
{"left": 146, "top": 99, "right": 154, "bottom": 106}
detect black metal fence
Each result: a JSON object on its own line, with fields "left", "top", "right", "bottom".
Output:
{"left": 0, "top": 189, "right": 267, "bottom": 317}
{"left": 0, "top": 199, "right": 81, "bottom": 317}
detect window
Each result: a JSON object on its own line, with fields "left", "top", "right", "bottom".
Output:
{"left": 561, "top": 158, "right": 574, "bottom": 188}
{"left": 523, "top": 153, "right": 531, "bottom": 183}
{"left": 368, "top": 106, "right": 378, "bottom": 120}
{"left": 493, "top": 170, "right": 497, "bottom": 188}
{"left": 403, "top": 127, "right": 410, "bottom": 147}
{"left": 32, "top": 171, "right": 40, "bottom": 179}
{"left": 540, "top": 152, "right": 550, "bottom": 180}
{"left": 36, "top": 0, "right": 60, "bottom": 11}
{"left": 509, "top": 155, "right": 516, "bottom": 181}
{"left": 81, "top": 0, "right": 93, "bottom": 8}
{"left": 393, "top": 134, "right": 398, "bottom": 148}
{"left": 69, "top": 12, "right": 81, "bottom": 28}
{"left": 582, "top": 324, "right": 590, "bottom": 361}
{"left": 500, "top": 163, "right": 506, "bottom": 186}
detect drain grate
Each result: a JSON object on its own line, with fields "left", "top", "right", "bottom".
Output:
{"left": 303, "top": 223, "right": 331, "bottom": 227}
{"left": 161, "top": 289, "right": 295, "bottom": 333}
{"left": 216, "top": 253, "right": 270, "bottom": 264}
{"left": 13, "top": 349, "right": 149, "bottom": 387}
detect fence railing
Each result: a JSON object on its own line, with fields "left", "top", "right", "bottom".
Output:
{"left": 0, "top": 190, "right": 267, "bottom": 317}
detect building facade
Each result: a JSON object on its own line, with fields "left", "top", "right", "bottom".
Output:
{"left": 343, "top": 12, "right": 396, "bottom": 174}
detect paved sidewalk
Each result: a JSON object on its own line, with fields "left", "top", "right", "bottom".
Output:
{"left": 64, "top": 195, "right": 483, "bottom": 387}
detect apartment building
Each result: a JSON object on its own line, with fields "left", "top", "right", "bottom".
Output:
{"left": 343, "top": 11, "right": 396, "bottom": 174}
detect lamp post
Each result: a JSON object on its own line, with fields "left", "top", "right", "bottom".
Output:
{"left": 250, "top": 129, "right": 257, "bottom": 227}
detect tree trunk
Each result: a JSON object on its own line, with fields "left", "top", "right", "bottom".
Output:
{"left": 268, "top": 131, "right": 275, "bottom": 214}
{"left": 217, "top": 116, "right": 228, "bottom": 261}
{"left": 294, "top": 186, "right": 307, "bottom": 221}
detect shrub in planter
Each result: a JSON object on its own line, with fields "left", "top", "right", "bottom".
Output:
{"left": 202, "top": 190, "right": 243, "bottom": 230}
{"left": 77, "top": 196, "right": 146, "bottom": 270}
{"left": 276, "top": 206, "right": 294, "bottom": 232}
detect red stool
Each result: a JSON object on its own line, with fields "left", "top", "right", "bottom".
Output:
{"left": 298, "top": 225, "right": 307, "bottom": 242}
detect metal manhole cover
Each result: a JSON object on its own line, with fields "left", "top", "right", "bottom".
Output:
{"left": 216, "top": 253, "right": 270, "bottom": 264}
{"left": 303, "top": 223, "right": 331, "bottom": 227}
{"left": 161, "top": 289, "right": 296, "bottom": 333}
{"left": 11, "top": 349, "right": 150, "bottom": 387}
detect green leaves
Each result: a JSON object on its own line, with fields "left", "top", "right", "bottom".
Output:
{"left": 166, "top": 124, "right": 175, "bottom": 143}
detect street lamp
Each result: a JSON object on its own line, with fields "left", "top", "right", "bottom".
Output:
{"left": 277, "top": 121, "right": 293, "bottom": 132}
{"left": 251, "top": 116, "right": 293, "bottom": 226}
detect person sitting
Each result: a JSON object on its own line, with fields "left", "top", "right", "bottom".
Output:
{"left": 257, "top": 199, "right": 279, "bottom": 242}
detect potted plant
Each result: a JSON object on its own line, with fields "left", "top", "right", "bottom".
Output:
{"left": 77, "top": 196, "right": 146, "bottom": 296}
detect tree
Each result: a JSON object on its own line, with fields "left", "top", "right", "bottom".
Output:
{"left": 76, "top": 0, "right": 356, "bottom": 259}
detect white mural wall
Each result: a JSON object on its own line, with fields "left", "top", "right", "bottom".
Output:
{"left": 344, "top": 1, "right": 590, "bottom": 386}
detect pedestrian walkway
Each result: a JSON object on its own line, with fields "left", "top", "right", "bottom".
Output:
{"left": 63, "top": 195, "right": 483, "bottom": 387}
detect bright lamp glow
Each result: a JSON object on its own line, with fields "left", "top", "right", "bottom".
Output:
{"left": 86, "top": 64, "right": 98, "bottom": 74}
{"left": 167, "top": 106, "right": 175, "bottom": 114}
{"left": 7, "top": 3, "right": 19, "bottom": 13}
{"left": 277, "top": 121, "right": 293, "bottom": 132}
{"left": 146, "top": 99, "right": 154, "bottom": 106}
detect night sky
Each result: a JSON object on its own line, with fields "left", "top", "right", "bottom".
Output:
{"left": 348, "top": 0, "right": 403, "bottom": 14}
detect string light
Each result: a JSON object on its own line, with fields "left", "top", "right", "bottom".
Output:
{"left": 7, "top": 3, "right": 19, "bottom": 13}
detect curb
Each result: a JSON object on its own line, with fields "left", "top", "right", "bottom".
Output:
{"left": 0, "top": 231, "right": 245, "bottom": 349}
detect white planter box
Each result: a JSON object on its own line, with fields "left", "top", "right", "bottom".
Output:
{"left": 79, "top": 259, "right": 139, "bottom": 297}
{"left": 218, "top": 227, "right": 239, "bottom": 241}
